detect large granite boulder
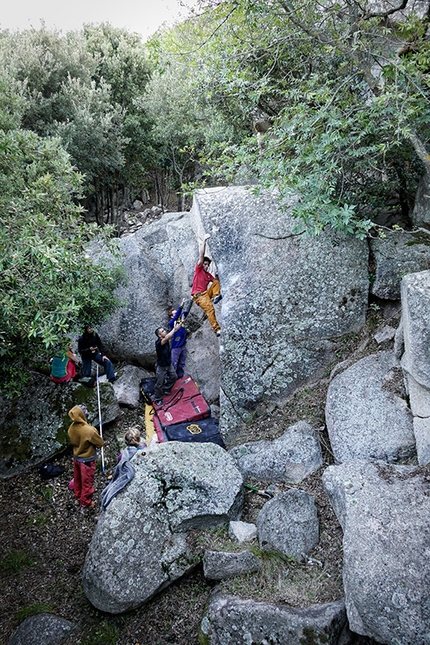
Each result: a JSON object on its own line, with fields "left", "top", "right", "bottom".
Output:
{"left": 0, "top": 374, "right": 120, "bottom": 479}
{"left": 399, "top": 270, "right": 430, "bottom": 465}
{"left": 229, "top": 421, "right": 323, "bottom": 483}
{"left": 183, "top": 321, "right": 220, "bottom": 404}
{"left": 323, "top": 460, "right": 430, "bottom": 645}
{"left": 192, "top": 187, "right": 369, "bottom": 442}
{"left": 110, "top": 365, "right": 152, "bottom": 408}
{"left": 370, "top": 230, "right": 430, "bottom": 300}
{"left": 7, "top": 613, "right": 79, "bottom": 645}
{"left": 200, "top": 594, "right": 347, "bottom": 645}
{"left": 90, "top": 229, "right": 171, "bottom": 367}
{"left": 401, "top": 270, "right": 430, "bottom": 388}
{"left": 256, "top": 489, "right": 319, "bottom": 562}
{"left": 90, "top": 211, "right": 221, "bottom": 402}
{"left": 82, "top": 442, "right": 243, "bottom": 613}
{"left": 325, "top": 351, "right": 415, "bottom": 463}
{"left": 411, "top": 172, "right": 430, "bottom": 228}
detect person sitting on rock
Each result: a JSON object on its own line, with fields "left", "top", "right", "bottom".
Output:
{"left": 191, "top": 233, "right": 222, "bottom": 337}
{"left": 101, "top": 428, "right": 144, "bottom": 509}
{"left": 50, "top": 344, "right": 80, "bottom": 383}
{"left": 153, "top": 322, "right": 181, "bottom": 406}
{"left": 78, "top": 324, "right": 117, "bottom": 383}
{"left": 168, "top": 298, "right": 189, "bottom": 379}
{"left": 118, "top": 427, "right": 144, "bottom": 463}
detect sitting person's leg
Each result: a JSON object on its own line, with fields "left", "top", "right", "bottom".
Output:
{"left": 94, "top": 353, "right": 116, "bottom": 381}
{"left": 81, "top": 358, "right": 92, "bottom": 378}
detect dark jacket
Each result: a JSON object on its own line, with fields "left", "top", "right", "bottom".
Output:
{"left": 78, "top": 331, "right": 104, "bottom": 360}
{"left": 155, "top": 338, "right": 171, "bottom": 367}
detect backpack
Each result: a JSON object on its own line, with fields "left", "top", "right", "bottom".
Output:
{"left": 38, "top": 463, "right": 65, "bottom": 480}
{"left": 139, "top": 377, "right": 156, "bottom": 405}
{"left": 50, "top": 350, "right": 68, "bottom": 379}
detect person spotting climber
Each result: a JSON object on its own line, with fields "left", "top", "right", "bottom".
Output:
{"left": 67, "top": 404, "right": 104, "bottom": 510}
{"left": 78, "top": 325, "right": 117, "bottom": 383}
{"left": 191, "top": 233, "right": 222, "bottom": 336}
{"left": 168, "top": 299, "right": 188, "bottom": 378}
{"left": 153, "top": 322, "right": 181, "bottom": 406}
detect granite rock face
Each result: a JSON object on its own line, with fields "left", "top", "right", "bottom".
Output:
{"left": 8, "top": 613, "right": 79, "bottom": 645}
{"left": 192, "top": 187, "right": 369, "bottom": 441}
{"left": 326, "top": 351, "right": 415, "bottom": 463}
{"left": 0, "top": 375, "right": 120, "bottom": 479}
{"left": 200, "top": 594, "right": 347, "bottom": 645}
{"left": 323, "top": 460, "right": 430, "bottom": 645}
{"left": 370, "top": 230, "right": 430, "bottom": 300}
{"left": 257, "top": 489, "right": 319, "bottom": 562}
{"left": 230, "top": 421, "right": 323, "bottom": 483}
{"left": 82, "top": 442, "right": 243, "bottom": 613}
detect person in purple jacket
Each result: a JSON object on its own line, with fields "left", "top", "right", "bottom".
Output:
{"left": 168, "top": 298, "right": 188, "bottom": 379}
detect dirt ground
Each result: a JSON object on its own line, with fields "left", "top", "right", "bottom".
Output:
{"left": 0, "top": 304, "right": 397, "bottom": 645}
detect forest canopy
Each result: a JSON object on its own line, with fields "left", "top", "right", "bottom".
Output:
{"left": 0, "top": 0, "right": 429, "bottom": 391}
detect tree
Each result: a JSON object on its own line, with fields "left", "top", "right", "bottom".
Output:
{"left": 145, "top": 17, "right": 245, "bottom": 209}
{"left": 50, "top": 76, "right": 127, "bottom": 225}
{"left": 185, "top": 0, "right": 430, "bottom": 235}
{"left": 83, "top": 24, "right": 158, "bottom": 208}
{"left": 0, "top": 25, "right": 97, "bottom": 134}
{"left": 0, "top": 24, "right": 158, "bottom": 222}
{"left": 0, "top": 127, "right": 122, "bottom": 395}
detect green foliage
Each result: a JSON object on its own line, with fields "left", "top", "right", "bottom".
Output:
{"left": 181, "top": 0, "right": 430, "bottom": 235}
{"left": 81, "top": 619, "right": 122, "bottom": 645}
{"left": 0, "top": 26, "right": 97, "bottom": 135}
{"left": 14, "top": 604, "right": 54, "bottom": 622}
{"left": 0, "top": 127, "right": 122, "bottom": 395}
{"left": 0, "top": 550, "right": 35, "bottom": 574}
{"left": 35, "top": 484, "right": 54, "bottom": 504}
{"left": 0, "top": 24, "right": 157, "bottom": 218}
{"left": 83, "top": 23, "right": 152, "bottom": 109}
{"left": 50, "top": 76, "right": 127, "bottom": 189}
{"left": 145, "top": 15, "right": 248, "bottom": 206}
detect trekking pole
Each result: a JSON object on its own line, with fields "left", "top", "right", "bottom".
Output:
{"left": 96, "top": 365, "right": 105, "bottom": 472}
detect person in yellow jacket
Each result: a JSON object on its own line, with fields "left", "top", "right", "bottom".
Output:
{"left": 67, "top": 404, "right": 104, "bottom": 509}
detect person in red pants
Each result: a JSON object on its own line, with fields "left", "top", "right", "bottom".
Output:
{"left": 67, "top": 404, "right": 104, "bottom": 510}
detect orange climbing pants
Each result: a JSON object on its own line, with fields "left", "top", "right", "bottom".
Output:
{"left": 192, "top": 280, "right": 221, "bottom": 333}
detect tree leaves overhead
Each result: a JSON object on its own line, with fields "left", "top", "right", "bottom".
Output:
{"left": 164, "top": 0, "right": 430, "bottom": 235}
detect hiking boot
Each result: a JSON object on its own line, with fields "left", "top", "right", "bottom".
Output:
{"left": 215, "top": 329, "right": 221, "bottom": 337}
{"left": 151, "top": 395, "right": 163, "bottom": 406}
{"left": 212, "top": 294, "right": 223, "bottom": 304}
{"left": 81, "top": 501, "right": 97, "bottom": 512}
{"left": 109, "top": 373, "right": 118, "bottom": 383}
